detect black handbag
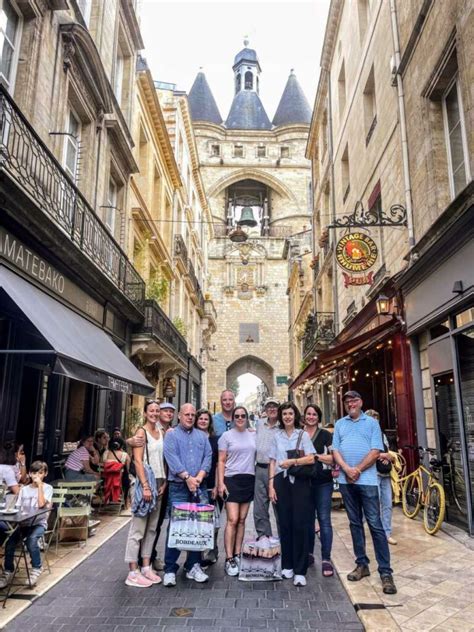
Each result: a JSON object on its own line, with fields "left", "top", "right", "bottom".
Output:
{"left": 376, "top": 438, "right": 392, "bottom": 474}
{"left": 287, "top": 431, "right": 318, "bottom": 479}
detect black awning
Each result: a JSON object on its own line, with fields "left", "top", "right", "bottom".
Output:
{"left": 0, "top": 266, "right": 153, "bottom": 396}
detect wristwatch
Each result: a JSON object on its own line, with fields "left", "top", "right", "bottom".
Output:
{"left": 183, "top": 473, "right": 190, "bottom": 481}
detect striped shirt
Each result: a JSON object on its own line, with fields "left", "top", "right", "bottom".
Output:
{"left": 256, "top": 419, "right": 279, "bottom": 464}
{"left": 65, "top": 446, "right": 91, "bottom": 472}
{"left": 332, "top": 413, "right": 383, "bottom": 486}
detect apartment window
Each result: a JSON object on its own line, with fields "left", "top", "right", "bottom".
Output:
{"left": 442, "top": 79, "right": 470, "bottom": 198}
{"left": 0, "top": 0, "right": 21, "bottom": 91}
{"left": 233, "top": 144, "right": 244, "bottom": 158}
{"left": 341, "top": 144, "right": 350, "bottom": 203}
{"left": 239, "top": 323, "right": 259, "bottom": 343}
{"left": 363, "top": 65, "right": 377, "bottom": 145}
{"left": 357, "top": 0, "right": 369, "bottom": 44}
{"left": 104, "top": 179, "right": 117, "bottom": 234}
{"left": 244, "top": 71, "right": 253, "bottom": 90}
{"left": 152, "top": 166, "right": 161, "bottom": 220}
{"left": 256, "top": 145, "right": 266, "bottom": 158}
{"left": 280, "top": 146, "right": 290, "bottom": 158}
{"left": 210, "top": 144, "right": 220, "bottom": 157}
{"left": 63, "top": 109, "right": 81, "bottom": 183}
{"left": 338, "top": 61, "right": 346, "bottom": 120}
{"left": 77, "top": 0, "right": 92, "bottom": 27}
{"left": 113, "top": 44, "right": 124, "bottom": 103}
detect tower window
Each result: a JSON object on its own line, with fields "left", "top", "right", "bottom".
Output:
{"left": 233, "top": 144, "right": 244, "bottom": 158}
{"left": 257, "top": 145, "right": 266, "bottom": 158}
{"left": 280, "top": 146, "right": 290, "bottom": 158}
{"left": 235, "top": 72, "right": 241, "bottom": 94}
{"left": 210, "top": 144, "right": 220, "bottom": 157}
{"left": 244, "top": 71, "right": 253, "bottom": 90}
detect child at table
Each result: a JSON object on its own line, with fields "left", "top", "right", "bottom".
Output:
{"left": 0, "top": 461, "right": 53, "bottom": 588}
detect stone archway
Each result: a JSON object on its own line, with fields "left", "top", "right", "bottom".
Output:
{"left": 226, "top": 355, "right": 274, "bottom": 395}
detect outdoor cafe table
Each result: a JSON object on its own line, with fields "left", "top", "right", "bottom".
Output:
{"left": 0, "top": 506, "right": 50, "bottom": 606}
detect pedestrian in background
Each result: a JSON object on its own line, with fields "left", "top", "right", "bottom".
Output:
{"left": 213, "top": 389, "right": 235, "bottom": 437}
{"left": 332, "top": 391, "right": 397, "bottom": 595}
{"left": 253, "top": 397, "right": 280, "bottom": 539}
{"left": 163, "top": 403, "right": 212, "bottom": 587}
{"left": 218, "top": 406, "right": 256, "bottom": 577}
{"left": 365, "top": 409, "right": 397, "bottom": 545}
{"left": 303, "top": 404, "right": 334, "bottom": 577}
{"left": 269, "top": 402, "right": 316, "bottom": 587}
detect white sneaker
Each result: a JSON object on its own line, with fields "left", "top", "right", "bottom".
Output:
{"left": 281, "top": 568, "right": 294, "bottom": 579}
{"left": 294, "top": 575, "right": 306, "bottom": 586}
{"left": 185, "top": 563, "right": 209, "bottom": 583}
{"left": 163, "top": 572, "right": 177, "bottom": 587}
{"left": 26, "top": 567, "right": 43, "bottom": 586}
{"left": 225, "top": 557, "right": 239, "bottom": 577}
{"left": 233, "top": 554, "right": 241, "bottom": 569}
{"left": 0, "top": 571, "right": 13, "bottom": 589}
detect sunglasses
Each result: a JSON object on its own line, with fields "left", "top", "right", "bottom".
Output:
{"left": 234, "top": 414, "right": 247, "bottom": 419}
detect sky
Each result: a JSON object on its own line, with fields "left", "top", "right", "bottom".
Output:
{"left": 139, "top": 0, "right": 331, "bottom": 121}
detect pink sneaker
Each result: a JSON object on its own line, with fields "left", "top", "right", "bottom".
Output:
{"left": 141, "top": 567, "right": 162, "bottom": 584}
{"left": 125, "top": 571, "right": 153, "bottom": 588}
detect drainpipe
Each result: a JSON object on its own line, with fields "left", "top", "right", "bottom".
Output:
{"left": 389, "top": 0, "right": 415, "bottom": 251}
{"left": 326, "top": 71, "right": 340, "bottom": 333}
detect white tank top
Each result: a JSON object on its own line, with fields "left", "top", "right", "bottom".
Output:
{"left": 145, "top": 429, "right": 165, "bottom": 479}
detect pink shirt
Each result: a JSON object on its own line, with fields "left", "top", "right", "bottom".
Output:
{"left": 65, "top": 446, "right": 91, "bottom": 472}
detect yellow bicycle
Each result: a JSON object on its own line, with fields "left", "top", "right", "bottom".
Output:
{"left": 400, "top": 446, "right": 446, "bottom": 535}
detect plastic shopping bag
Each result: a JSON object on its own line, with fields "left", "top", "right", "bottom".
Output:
{"left": 167, "top": 502, "right": 215, "bottom": 551}
{"left": 239, "top": 536, "right": 282, "bottom": 581}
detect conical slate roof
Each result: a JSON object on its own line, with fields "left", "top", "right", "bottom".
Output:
{"left": 188, "top": 71, "right": 223, "bottom": 125}
{"left": 272, "top": 71, "right": 312, "bottom": 127}
{"left": 226, "top": 91, "right": 271, "bottom": 130}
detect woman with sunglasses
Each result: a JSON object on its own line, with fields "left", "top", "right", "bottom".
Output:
{"left": 217, "top": 406, "right": 256, "bottom": 577}
{"left": 269, "top": 402, "right": 316, "bottom": 587}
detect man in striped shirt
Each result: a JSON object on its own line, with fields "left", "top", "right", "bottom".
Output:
{"left": 332, "top": 391, "right": 397, "bottom": 595}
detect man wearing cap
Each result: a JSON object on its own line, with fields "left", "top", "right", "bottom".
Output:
{"left": 213, "top": 390, "right": 236, "bottom": 438}
{"left": 253, "top": 397, "right": 280, "bottom": 538}
{"left": 332, "top": 391, "right": 397, "bottom": 595}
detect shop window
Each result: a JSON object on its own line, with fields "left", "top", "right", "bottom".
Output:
{"left": 233, "top": 144, "right": 244, "bottom": 158}
{"left": 455, "top": 307, "right": 474, "bottom": 329}
{"left": 429, "top": 319, "right": 450, "bottom": 340}
{"left": 64, "top": 381, "right": 88, "bottom": 451}
{"left": 239, "top": 323, "right": 259, "bottom": 343}
{"left": 456, "top": 325, "right": 474, "bottom": 526}
{"left": 442, "top": 79, "right": 471, "bottom": 198}
{"left": 63, "top": 108, "right": 81, "bottom": 183}
{"left": 280, "top": 146, "right": 290, "bottom": 158}
{"left": 0, "top": 0, "right": 22, "bottom": 92}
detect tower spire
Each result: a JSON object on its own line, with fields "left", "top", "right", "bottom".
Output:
{"left": 188, "top": 70, "right": 222, "bottom": 125}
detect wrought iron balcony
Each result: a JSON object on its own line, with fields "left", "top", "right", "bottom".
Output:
{"left": 174, "top": 234, "right": 189, "bottom": 267}
{"left": 187, "top": 261, "right": 205, "bottom": 312}
{"left": 142, "top": 299, "right": 188, "bottom": 361}
{"left": 0, "top": 86, "right": 144, "bottom": 309}
{"left": 302, "top": 311, "right": 335, "bottom": 359}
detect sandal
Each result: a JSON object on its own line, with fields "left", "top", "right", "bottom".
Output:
{"left": 322, "top": 561, "right": 334, "bottom": 577}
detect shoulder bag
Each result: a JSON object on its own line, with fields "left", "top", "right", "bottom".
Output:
{"left": 287, "top": 430, "right": 318, "bottom": 480}
{"left": 376, "top": 437, "right": 392, "bottom": 474}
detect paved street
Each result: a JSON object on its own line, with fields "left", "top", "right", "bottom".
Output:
{"left": 3, "top": 522, "right": 362, "bottom": 632}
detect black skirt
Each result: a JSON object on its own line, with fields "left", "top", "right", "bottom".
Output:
{"left": 224, "top": 474, "right": 255, "bottom": 503}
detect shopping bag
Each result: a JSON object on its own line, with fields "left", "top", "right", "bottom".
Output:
{"left": 167, "top": 502, "right": 215, "bottom": 551}
{"left": 239, "top": 536, "right": 282, "bottom": 581}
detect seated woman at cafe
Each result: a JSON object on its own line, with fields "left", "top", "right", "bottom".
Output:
{"left": 0, "top": 461, "right": 53, "bottom": 588}
{"left": 0, "top": 444, "right": 20, "bottom": 494}
{"left": 64, "top": 435, "right": 100, "bottom": 482}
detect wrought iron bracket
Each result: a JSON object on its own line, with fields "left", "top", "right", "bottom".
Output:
{"left": 328, "top": 201, "right": 407, "bottom": 228}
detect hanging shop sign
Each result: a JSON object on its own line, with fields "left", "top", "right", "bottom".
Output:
{"left": 336, "top": 232, "right": 378, "bottom": 287}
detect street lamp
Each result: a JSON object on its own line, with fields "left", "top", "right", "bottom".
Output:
{"left": 376, "top": 293, "right": 390, "bottom": 315}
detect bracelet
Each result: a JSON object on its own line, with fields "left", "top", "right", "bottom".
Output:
{"left": 294, "top": 459, "right": 298, "bottom": 466}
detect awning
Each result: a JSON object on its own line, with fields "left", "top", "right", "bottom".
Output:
{"left": 290, "top": 320, "right": 398, "bottom": 390}
{"left": 0, "top": 266, "right": 154, "bottom": 396}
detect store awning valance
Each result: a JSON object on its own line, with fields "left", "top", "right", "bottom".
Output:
{"left": 0, "top": 266, "right": 154, "bottom": 396}
{"left": 290, "top": 320, "right": 398, "bottom": 390}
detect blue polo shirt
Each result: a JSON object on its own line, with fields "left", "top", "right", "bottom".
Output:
{"left": 332, "top": 412, "right": 383, "bottom": 486}
{"left": 213, "top": 413, "right": 234, "bottom": 438}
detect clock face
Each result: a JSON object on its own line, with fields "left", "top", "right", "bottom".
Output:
{"left": 236, "top": 265, "right": 256, "bottom": 288}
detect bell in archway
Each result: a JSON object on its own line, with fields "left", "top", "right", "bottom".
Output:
{"left": 238, "top": 206, "right": 258, "bottom": 227}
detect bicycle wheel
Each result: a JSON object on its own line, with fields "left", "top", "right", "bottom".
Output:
{"left": 402, "top": 472, "right": 422, "bottom": 518}
{"left": 423, "top": 482, "right": 445, "bottom": 535}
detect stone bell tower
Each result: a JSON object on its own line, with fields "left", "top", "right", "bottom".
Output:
{"left": 188, "top": 39, "right": 312, "bottom": 411}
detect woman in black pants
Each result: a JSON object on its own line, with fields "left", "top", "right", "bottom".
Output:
{"left": 269, "top": 402, "right": 316, "bottom": 587}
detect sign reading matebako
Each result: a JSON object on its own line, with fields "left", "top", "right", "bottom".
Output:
{"left": 336, "top": 232, "right": 378, "bottom": 287}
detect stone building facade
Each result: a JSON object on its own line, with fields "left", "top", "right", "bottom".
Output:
{"left": 188, "top": 41, "right": 312, "bottom": 410}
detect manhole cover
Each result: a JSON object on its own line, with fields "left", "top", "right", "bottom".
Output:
{"left": 171, "top": 607, "right": 194, "bottom": 617}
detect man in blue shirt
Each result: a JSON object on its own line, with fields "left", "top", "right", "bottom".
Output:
{"left": 163, "top": 403, "right": 212, "bottom": 587}
{"left": 332, "top": 391, "right": 397, "bottom": 595}
{"left": 213, "top": 389, "right": 235, "bottom": 438}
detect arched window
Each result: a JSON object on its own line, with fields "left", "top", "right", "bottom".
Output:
{"left": 256, "top": 76, "right": 260, "bottom": 94}
{"left": 244, "top": 71, "right": 253, "bottom": 90}
{"left": 235, "top": 73, "right": 241, "bottom": 94}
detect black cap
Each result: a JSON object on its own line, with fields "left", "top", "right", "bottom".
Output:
{"left": 342, "top": 390, "right": 362, "bottom": 401}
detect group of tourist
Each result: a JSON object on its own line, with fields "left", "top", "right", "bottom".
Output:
{"left": 0, "top": 386, "right": 397, "bottom": 596}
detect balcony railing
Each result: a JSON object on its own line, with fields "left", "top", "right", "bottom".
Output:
{"left": 174, "top": 235, "right": 205, "bottom": 310}
{"left": 0, "top": 86, "right": 144, "bottom": 308}
{"left": 302, "top": 311, "right": 335, "bottom": 359}
{"left": 212, "top": 224, "right": 297, "bottom": 239}
{"left": 142, "top": 300, "right": 188, "bottom": 361}
{"left": 174, "top": 234, "right": 189, "bottom": 266}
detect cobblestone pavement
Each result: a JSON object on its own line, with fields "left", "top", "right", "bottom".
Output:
{"left": 4, "top": 522, "right": 363, "bottom": 632}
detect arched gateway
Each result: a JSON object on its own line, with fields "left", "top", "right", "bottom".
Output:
{"left": 226, "top": 355, "right": 274, "bottom": 395}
